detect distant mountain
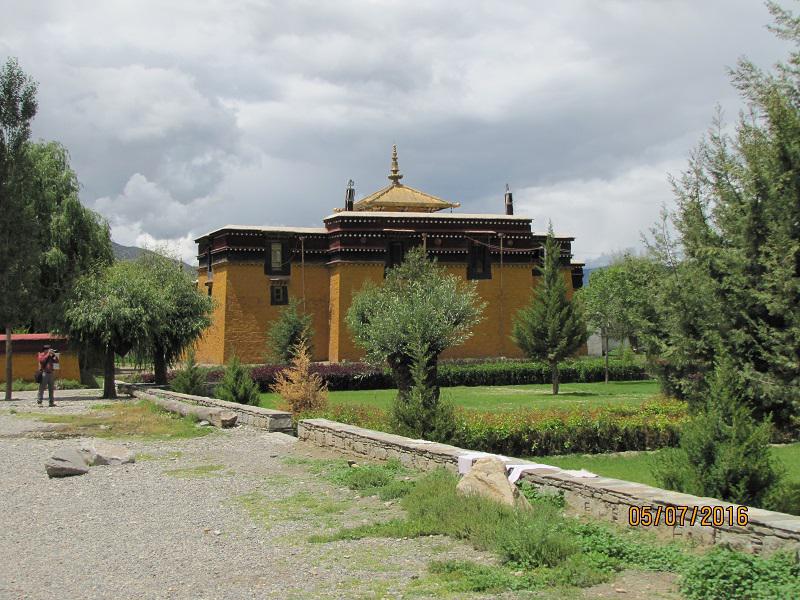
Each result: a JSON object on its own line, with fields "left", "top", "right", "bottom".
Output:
{"left": 112, "top": 241, "right": 195, "bottom": 272}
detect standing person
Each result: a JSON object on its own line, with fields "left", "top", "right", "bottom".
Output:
{"left": 36, "top": 344, "right": 59, "bottom": 407}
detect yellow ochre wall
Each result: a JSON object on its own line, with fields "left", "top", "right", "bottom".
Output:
{"left": 0, "top": 351, "right": 80, "bottom": 383}
{"left": 196, "top": 261, "right": 331, "bottom": 364}
{"left": 195, "top": 265, "right": 228, "bottom": 365}
{"left": 328, "top": 263, "right": 385, "bottom": 362}
{"left": 197, "top": 259, "right": 577, "bottom": 365}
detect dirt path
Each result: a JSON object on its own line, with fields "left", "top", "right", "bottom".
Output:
{"left": 0, "top": 394, "right": 681, "bottom": 599}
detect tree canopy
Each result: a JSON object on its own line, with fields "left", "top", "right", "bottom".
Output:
{"left": 637, "top": 2, "right": 800, "bottom": 428}
{"left": 346, "top": 247, "right": 485, "bottom": 398}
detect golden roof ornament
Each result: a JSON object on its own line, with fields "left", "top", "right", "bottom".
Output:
{"left": 388, "top": 144, "right": 403, "bottom": 186}
{"left": 333, "top": 145, "right": 460, "bottom": 213}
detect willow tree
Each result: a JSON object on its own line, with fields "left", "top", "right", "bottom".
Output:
{"left": 131, "top": 252, "right": 213, "bottom": 385}
{"left": 512, "top": 226, "right": 587, "bottom": 394}
{"left": 0, "top": 57, "right": 38, "bottom": 399}
{"left": 64, "top": 262, "right": 160, "bottom": 399}
{"left": 346, "top": 247, "right": 484, "bottom": 431}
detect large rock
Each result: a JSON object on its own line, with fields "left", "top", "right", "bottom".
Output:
{"left": 456, "top": 457, "right": 532, "bottom": 511}
{"left": 78, "top": 441, "right": 135, "bottom": 466}
{"left": 45, "top": 449, "right": 90, "bottom": 478}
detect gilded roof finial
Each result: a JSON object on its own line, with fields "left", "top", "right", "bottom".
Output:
{"left": 388, "top": 144, "right": 403, "bottom": 186}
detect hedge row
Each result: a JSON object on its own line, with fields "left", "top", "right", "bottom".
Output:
{"left": 143, "top": 357, "right": 648, "bottom": 392}
{"left": 296, "top": 398, "right": 688, "bottom": 457}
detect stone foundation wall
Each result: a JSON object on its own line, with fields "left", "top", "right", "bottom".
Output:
{"left": 297, "top": 418, "right": 800, "bottom": 555}
{"left": 124, "top": 384, "right": 293, "bottom": 433}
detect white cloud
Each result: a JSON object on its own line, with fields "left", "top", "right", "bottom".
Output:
{"left": 515, "top": 158, "right": 687, "bottom": 262}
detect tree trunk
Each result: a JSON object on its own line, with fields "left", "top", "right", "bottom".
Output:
{"left": 103, "top": 344, "right": 117, "bottom": 399}
{"left": 603, "top": 332, "right": 609, "bottom": 384}
{"left": 4, "top": 326, "right": 12, "bottom": 401}
{"left": 551, "top": 360, "right": 560, "bottom": 395}
{"left": 153, "top": 342, "right": 168, "bottom": 385}
{"left": 387, "top": 354, "right": 413, "bottom": 401}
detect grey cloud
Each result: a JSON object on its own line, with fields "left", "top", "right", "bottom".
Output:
{"left": 0, "top": 0, "right": 792, "bottom": 262}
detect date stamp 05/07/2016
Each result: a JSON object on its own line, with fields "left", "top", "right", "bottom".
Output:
{"left": 628, "top": 505, "right": 749, "bottom": 528}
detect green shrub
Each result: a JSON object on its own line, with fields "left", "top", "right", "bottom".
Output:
{"left": 170, "top": 349, "right": 207, "bottom": 396}
{"left": 680, "top": 548, "right": 800, "bottom": 600}
{"left": 653, "top": 359, "right": 783, "bottom": 507}
{"left": 266, "top": 299, "right": 312, "bottom": 363}
{"left": 300, "top": 397, "right": 687, "bottom": 456}
{"left": 215, "top": 355, "right": 259, "bottom": 405}
{"left": 436, "top": 357, "right": 648, "bottom": 387}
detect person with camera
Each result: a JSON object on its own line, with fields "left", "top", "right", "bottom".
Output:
{"left": 36, "top": 344, "right": 59, "bottom": 407}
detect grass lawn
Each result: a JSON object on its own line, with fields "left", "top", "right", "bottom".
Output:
{"left": 259, "top": 379, "right": 660, "bottom": 413}
{"left": 530, "top": 443, "right": 800, "bottom": 487}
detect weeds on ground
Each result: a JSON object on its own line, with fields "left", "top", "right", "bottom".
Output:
{"left": 235, "top": 490, "right": 349, "bottom": 530}
{"left": 313, "top": 469, "right": 699, "bottom": 592}
{"left": 283, "top": 456, "right": 417, "bottom": 501}
{"left": 15, "top": 400, "right": 212, "bottom": 440}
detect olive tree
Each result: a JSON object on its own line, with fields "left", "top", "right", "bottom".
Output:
{"left": 346, "top": 247, "right": 485, "bottom": 401}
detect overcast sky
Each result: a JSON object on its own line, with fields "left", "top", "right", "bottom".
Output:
{"left": 1, "top": 1, "right": 792, "bottom": 263}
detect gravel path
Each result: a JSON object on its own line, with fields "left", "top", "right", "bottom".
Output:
{"left": 0, "top": 393, "right": 680, "bottom": 600}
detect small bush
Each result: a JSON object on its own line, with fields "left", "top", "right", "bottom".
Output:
{"left": 271, "top": 339, "right": 327, "bottom": 416}
{"left": 170, "top": 349, "right": 207, "bottom": 396}
{"left": 266, "top": 299, "right": 313, "bottom": 363}
{"left": 390, "top": 340, "right": 456, "bottom": 443}
{"left": 653, "top": 359, "right": 783, "bottom": 507}
{"left": 680, "top": 548, "right": 800, "bottom": 600}
{"left": 215, "top": 355, "right": 259, "bottom": 405}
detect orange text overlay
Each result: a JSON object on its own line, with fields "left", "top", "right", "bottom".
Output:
{"left": 628, "top": 505, "right": 749, "bottom": 528}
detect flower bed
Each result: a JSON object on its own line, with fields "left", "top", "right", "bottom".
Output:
{"left": 294, "top": 397, "right": 687, "bottom": 457}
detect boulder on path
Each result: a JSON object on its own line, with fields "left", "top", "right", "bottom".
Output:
{"left": 45, "top": 449, "right": 90, "bottom": 478}
{"left": 78, "top": 441, "right": 135, "bottom": 466}
{"left": 456, "top": 457, "right": 532, "bottom": 511}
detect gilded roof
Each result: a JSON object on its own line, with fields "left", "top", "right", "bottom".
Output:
{"left": 345, "top": 145, "right": 460, "bottom": 213}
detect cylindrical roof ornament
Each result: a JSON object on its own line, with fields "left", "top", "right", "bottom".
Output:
{"left": 504, "top": 183, "right": 513, "bottom": 215}
{"left": 345, "top": 179, "right": 355, "bottom": 211}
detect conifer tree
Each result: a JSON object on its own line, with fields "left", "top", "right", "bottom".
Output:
{"left": 647, "top": 2, "right": 800, "bottom": 427}
{"left": 171, "top": 348, "right": 207, "bottom": 396}
{"left": 216, "top": 355, "right": 259, "bottom": 405}
{"left": 266, "top": 299, "right": 313, "bottom": 364}
{"left": 512, "top": 225, "right": 587, "bottom": 394}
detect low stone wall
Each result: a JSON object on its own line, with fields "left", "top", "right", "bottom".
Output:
{"left": 297, "top": 418, "right": 800, "bottom": 555}
{"left": 124, "top": 384, "right": 292, "bottom": 433}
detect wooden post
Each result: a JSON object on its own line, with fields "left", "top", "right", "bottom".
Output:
{"left": 299, "top": 236, "right": 306, "bottom": 311}
{"left": 498, "top": 234, "right": 504, "bottom": 356}
{"left": 4, "top": 327, "right": 12, "bottom": 401}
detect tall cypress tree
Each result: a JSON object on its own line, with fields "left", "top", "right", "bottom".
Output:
{"left": 650, "top": 2, "right": 800, "bottom": 428}
{"left": 512, "top": 224, "right": 587, "bottom": 394}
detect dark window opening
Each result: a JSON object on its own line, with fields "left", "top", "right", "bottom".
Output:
{"left": 386, "top": 240, "right": 406, "bottom": 270}
{"left": 270, "top": 283, "right": 288, "bottom": 305}
{"left": 205, "top": 281, "right": 213, "bottom": 296}
{"left": 467, "top": 241, "right": 491, "bottom": 280}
